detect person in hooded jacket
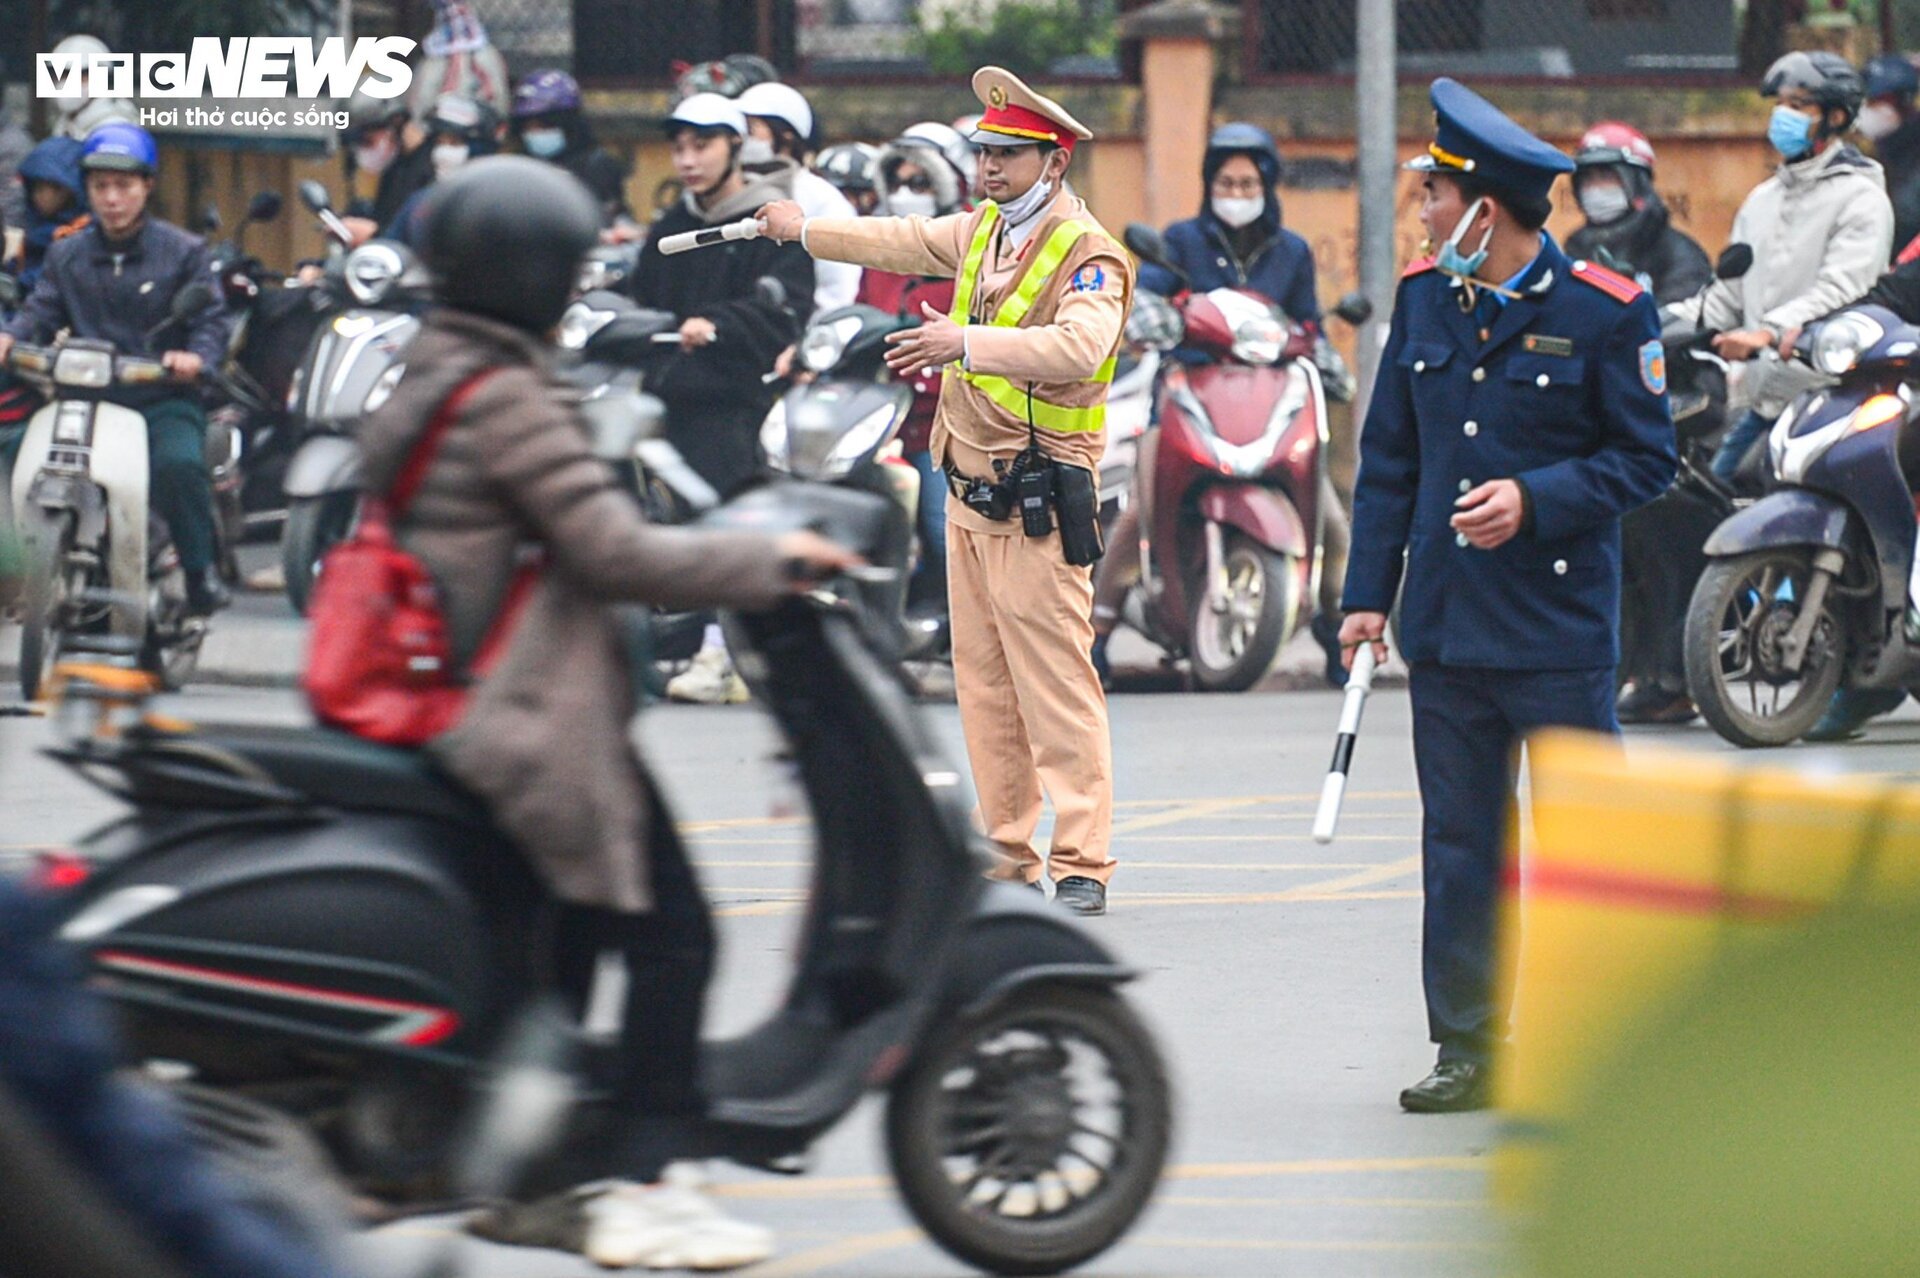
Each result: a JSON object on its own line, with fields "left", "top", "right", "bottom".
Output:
{"left": 381, "top": 94, "right": 503, "bottom": 247}
{"left": 9, "top": 136, "right": 90, "bottom": 292}
{"left": 631, "top": 92, "right": 814, "bottom": 705}
{"left": 1860, "top": 53, "right": 1920, "bottom": 259}
{"left": 350, "top": 155, "right": 856, "bottom": 1269}
{"left": 1566, "top": 122, "right": 1721, "bottom": 725}
{"left": 510, "top": 69, "right": 632, "bottom": 227}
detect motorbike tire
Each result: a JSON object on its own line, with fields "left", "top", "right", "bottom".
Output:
{"left": 1189, "top": 535, "right": 1295, "bottom": 693}
{"left": 282, "top": 492, "right": 358, "bottom": 617}
{"left": 1684, "top": 549, "right": 1846, "bottom": 749}
{"left": 18, "top": 523, "right": 71, "bottom": 703}
{"left": 884, "top": 984, "right": 1171, "bottom": 1277}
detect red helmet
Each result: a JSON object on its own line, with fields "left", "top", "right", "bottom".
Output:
{"left": 1575, "top": 122, "right": 1656, "bottom": 174}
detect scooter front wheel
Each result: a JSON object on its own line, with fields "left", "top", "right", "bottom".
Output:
{"left": 1684, "top": 549, "right": 1846, "bottom": 748}
{"left": 884, "top": 984, "right": 1171, "bottom": 1276}
{"left": 1190, "top": 535, "right": 1295, "bottom": 692}
{"left": 18, "top": 522, "right": 74, "bottom": 702}
{"left": 282, "top": 492, "right": 359, "bottom": 616}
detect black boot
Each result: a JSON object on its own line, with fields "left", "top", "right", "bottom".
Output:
{"left": 184, "top": 566, "right": 230, "bottom": 616}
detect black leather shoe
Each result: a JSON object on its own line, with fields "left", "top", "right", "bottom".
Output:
{"left": 1054, "top": 876, "right": 1106, "bottom": 916}
{"left": 185, "top": 567, "right": 231, "bottom": 616}
{"left": 1399, "top": 1060, "right": 1490, "bottom": 1113}
{"left": 1616, "top": 682, "right": 1698, "bottom": 725}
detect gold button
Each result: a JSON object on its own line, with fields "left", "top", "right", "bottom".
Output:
{"left": 1472, "top": 367, "right": 1486, "bottom": 383}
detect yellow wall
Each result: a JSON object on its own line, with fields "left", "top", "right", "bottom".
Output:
{"left": 151, "top": 144, "right": 346, "bottom": 268}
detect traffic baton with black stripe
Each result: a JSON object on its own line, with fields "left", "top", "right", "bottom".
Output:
{"left": 1312, "top": 642, "right": 1378, "bottom": 844}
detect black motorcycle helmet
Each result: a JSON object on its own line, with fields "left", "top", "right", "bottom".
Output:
{"left": 1762, "top": 50, "right": 1867, "bottom": 132}
{"left": 421, "top": 155, "right": 601, "bottom": 333}
{"left": 1202, "top": 122, "right": 1282, "bottom": 190}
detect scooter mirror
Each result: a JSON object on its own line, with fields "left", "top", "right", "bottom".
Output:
{"left": 1332, "top": 291, "right": 1373, "bottom": 326}
{"left": 297, "top": 179, "right": 333, "bottom": 215}
{"left": 1715, "top": 243, "right": 1754, "bottom": 282}
{"left": 1123, "top": 223, "right": 1173, "bottom": 270}
{"left": 247, "top": 191, "right": 284, "bottom": 223}
{"left": 199, "top": 202, "right": 222, "bottom": 235}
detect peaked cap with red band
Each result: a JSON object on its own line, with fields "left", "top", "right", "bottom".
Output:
{"left": 966, "top": 65, "right": 1094, "bottom": 153}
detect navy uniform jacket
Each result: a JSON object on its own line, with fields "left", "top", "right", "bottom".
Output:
{"left": 1343, "top": 235, "right": 1675, "bottom": 669}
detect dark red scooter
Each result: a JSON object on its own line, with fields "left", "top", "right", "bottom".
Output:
{"left": 1116, "top": 225, "right": 1368, "bottom": 691}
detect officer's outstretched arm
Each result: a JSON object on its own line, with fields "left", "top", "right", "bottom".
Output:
{"left": 797, "top": 213, "right": 972, "bottom": 280}
{"left": 1515, "top": 297, "right": 1676, "bottom": 542}
{"left": 1342, "top": 317, "right": 1420, "bottom": 614}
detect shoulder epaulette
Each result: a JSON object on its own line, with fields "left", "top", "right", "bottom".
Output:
{"left": 1402, "top": 255, "right": 1437, "bottom": 280}
{"left": 1569, "top": 259, "right": 1643, "bottom": 304}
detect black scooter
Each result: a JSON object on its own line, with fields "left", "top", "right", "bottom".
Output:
{"left": 41, "top": 481, "right": 1170, "bottom": 1276}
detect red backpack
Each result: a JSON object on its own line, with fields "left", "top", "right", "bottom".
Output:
{"left": 303, "top": 371, "right": 537, "bottom": 746}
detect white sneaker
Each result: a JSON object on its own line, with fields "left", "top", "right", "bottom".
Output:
{"left": 581, "top": 1174, "right": 775, "bottom": 1271}
{"left": 665, "top": 649, "right": 748, "bottom": 705}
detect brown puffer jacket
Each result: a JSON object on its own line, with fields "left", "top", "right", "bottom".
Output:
{"left": 354, "top": 308, "right": 791, "bottom": 911}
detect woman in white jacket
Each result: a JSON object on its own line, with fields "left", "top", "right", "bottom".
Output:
{"left": 1705, "top": 52, "right": 1893, "bottom": 483}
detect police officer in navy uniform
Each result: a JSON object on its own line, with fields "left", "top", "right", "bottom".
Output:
{"left": 1339, "top": 80, "right": 1676, "bottom": 1113}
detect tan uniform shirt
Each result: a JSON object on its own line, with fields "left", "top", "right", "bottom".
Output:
{"left": 805, "top": 191, "right": 1133, "bottom": 535}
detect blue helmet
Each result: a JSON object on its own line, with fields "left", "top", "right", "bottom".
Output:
{"left": 1204, "top": 122, "right": 1282, "bottom": 188}
{"left": 1865, "top": 53, "right": 1920, "bottom": 102}
{"left": 81, "top": 121, "right": 157, "bottom": 176}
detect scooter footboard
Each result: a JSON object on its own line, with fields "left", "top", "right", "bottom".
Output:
{"left": 939, "top": 883, "right": 1136, "bottom": 1016}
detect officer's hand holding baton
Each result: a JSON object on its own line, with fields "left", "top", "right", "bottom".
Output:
{"left": 1315, "top": 619, "right": 1386, "bottom": 844}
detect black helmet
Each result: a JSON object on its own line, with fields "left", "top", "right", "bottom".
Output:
{"left": 1204, "top": 122, "right": 1282, "bottom": 188}
{"left": 1762, "top": 51, "right": 1866, "bottom": 128}
{"left": 422, "top": 155, "right": 601, "bottom": 333}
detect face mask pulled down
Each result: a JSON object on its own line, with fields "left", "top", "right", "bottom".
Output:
{"left": 996, "top": 159, "right": 1059, "bottom": 227}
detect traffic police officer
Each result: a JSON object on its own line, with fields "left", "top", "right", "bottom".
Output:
{"left": 1339, "top": 79, "right": 1675, "bottom": 1111}
{"left": 758, "top": 67, "right": 1133, "bottom": 916}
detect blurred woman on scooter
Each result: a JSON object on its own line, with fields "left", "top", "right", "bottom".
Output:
{"left": 349, "top": 155, "right": 856, "bottom": 1268}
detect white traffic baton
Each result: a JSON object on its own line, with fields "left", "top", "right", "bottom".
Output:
{"left": 1312, "top": 642, "right": 1378, "bottom": 844}
{"left": 656, "top": 217, "right": 763, "bottom": 256}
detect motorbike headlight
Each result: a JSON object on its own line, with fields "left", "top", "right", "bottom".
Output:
{"left": 332, "top": 313, "right": 376, "bottom": 338}
{"left": 823, "top": 402, "right": 902, "bottom": 476}
{"left": 800, "top": 315, "right": 864, "bottom": 374}
{"left": 760, "top": 398, "right": 791, "bottom": 471}
{"left": 558, "top": 303, "right": 617, "bottom": 353}
{"left": 1811, "top": 311, "right": 1885, "bottom": 377}
{"left": 52, "top": 346, "right": 113, "bottom": 389}
{"left": 344, "top": 242, "right": 403, "bottom": 306}
{"left": 1231, "top": 316, "right": 1287, "bottom": 367}
{"left": 1126, "top": 293, "right": 1185, "bottom": 351}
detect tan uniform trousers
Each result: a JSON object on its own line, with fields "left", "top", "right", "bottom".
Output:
{"left": 948, "top": 505, "right": 1116, "bottom": 885}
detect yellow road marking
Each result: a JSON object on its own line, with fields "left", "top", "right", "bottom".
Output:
{"left": 741, "top": 1228, "right": 922, "bottom": 1276}
{"left": 1109, "top": 796, "right": 1271, "bottom": 836}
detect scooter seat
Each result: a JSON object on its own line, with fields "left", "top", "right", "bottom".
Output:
{"left": 192, "top": 723, "right": 489, "bottom": 827}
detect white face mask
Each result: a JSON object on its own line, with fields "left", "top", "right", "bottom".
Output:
{"left": 431, "top": 142, "right": 470, "bottom": 180}
{"left": 1860, "top": 101, "right": 1903, "bottom": 141}
{"left": 887, "top": 188, "right": 938, "bottom": 218}
{"left": 741, "top": 136, "right": 776, "bottom": 166}
{"left": 1211, "top": 195, "right": 1264, "bottom": 229}
{"left": 354, "top": 134, "right": 397, "bottom": 176}
{"left": 1578, "top": 182, "right": 1632, "bottom": 226}
{"left": 997, "top": 160, "right": 1059, "bottom": 227}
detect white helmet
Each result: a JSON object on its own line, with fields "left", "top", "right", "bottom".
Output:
{"left": 666, "top": 92, "right": 748, "bottom": 138}
{"left": 903, "top": 120, "right": 977, "bottom": 190}
{"left": 50, "top": 33, "right": 113, "bottom": 116}
{"left": 736, "top": 82, "right": 814, "bottom": 144}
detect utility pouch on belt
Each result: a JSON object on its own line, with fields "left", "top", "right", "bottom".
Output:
{"left": 1053, "top": 463, "right": 1105, "bottom": 566}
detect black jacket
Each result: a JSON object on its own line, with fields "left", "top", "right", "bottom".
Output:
{"left": 371, "top": 141, "right": 436, "bottom": 231}
{"left": 1564, "top": 196, "right": 1713, "bottom": 306}
{"left": 1878, "top": 115, "right": 1920, "bottom": 259}
{"left": 1857, "top": 252, "right": 1920, "bottom": 319}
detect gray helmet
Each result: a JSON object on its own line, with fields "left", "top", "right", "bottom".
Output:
{"left": 813, "top": 141, "right": 880, "bottom": 197}
{"left": 422, "top": 155, "right": 601, "bottom": 333}
{"left": 344, "top": 86, "right": 409, "bottom": 143}
{"left": 1762, "top": 51, "right": 1866, "bottom": 128}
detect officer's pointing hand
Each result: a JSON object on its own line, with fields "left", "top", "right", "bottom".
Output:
{"left": 885, "top": 302, "right": 965, "bottom": 377}
{"left": 756, "top": 201, "right": 806, "bottom": 244}
{"left": 1450, "top": 479, "right": 1525, "bottom": 549}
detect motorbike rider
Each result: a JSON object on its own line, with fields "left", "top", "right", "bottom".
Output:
{"left": 1705, "top": 52, "right": 1892, "bottom": 486}
{"left": 354, "top": 155, "right": 856, "bottom": 1268}
{"left": 510, "top": 69, "right": 633, "bottom": 228}
{"left": 1859, "top": 53, "right": 1920, "bottom": 258}
{"left": 381, "top": 94, "right": 503, "bottom": 246}
{"left": 340, "top": 90, "right": 433, "bottom": 243}
{"left": 631, "top": 92, "right": 814, "bottom": 706}
{"left": 853, "top": 131, "right": 974, "bottom": 605}
{"left": 813, "top": 141, "right": 883, "bottom": 215}
{"left": 737, "top": 83, "right": 861, "bottom": 313}
{"left": 1566, "top": 121, "right": 1721, "bottom": 725}
{"left": 8, "top": 136, "right": 90, "bottom": 292}
{"left": 1094, "top": 123, "right": 1351, "bottom": 686}
{"left": 0, "top": 123, "right": 233, "bottom": 616}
